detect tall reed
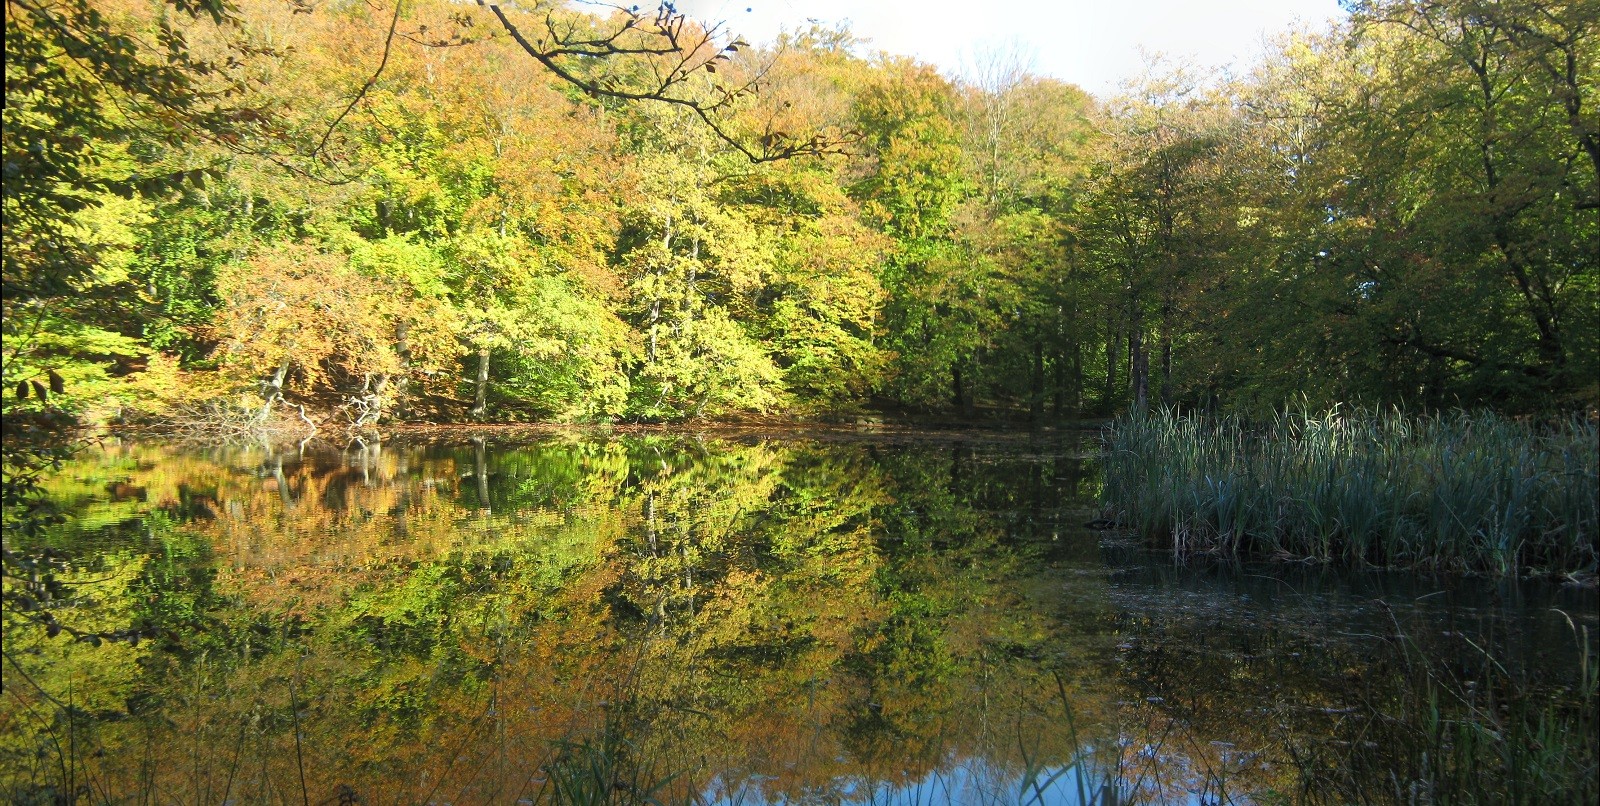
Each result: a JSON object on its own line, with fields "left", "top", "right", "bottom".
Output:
{"left": 1318, "top": 607, "right": 1598, "bottom": 804}
{"left": 1101, "top": 407, "right": 1598, "bottom": 575}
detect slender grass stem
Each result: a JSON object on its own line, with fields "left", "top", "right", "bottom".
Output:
{"left": 1102, "top": 408, "right": 1598, "bottom": 576}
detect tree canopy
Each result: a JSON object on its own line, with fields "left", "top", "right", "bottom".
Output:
{"left": 3, "top": 0, "right": 1595, "bottom": 429}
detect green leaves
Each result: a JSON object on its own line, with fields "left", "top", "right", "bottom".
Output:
{"left": 8, "top": 0, "right": 1591, "bottom": 427}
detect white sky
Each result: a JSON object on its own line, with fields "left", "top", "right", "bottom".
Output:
{"left": 669, "top": 0, "right": 1348, "bottom": 96}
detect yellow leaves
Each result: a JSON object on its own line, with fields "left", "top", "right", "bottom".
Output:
{"left": 68, "top": 193, "right": 153, "bottom": 289}
{"left": 213, "top": 240, "right": 463, "bottom": 395}
{"left": 120, "top": 351, "right": 236, "bottom": 416}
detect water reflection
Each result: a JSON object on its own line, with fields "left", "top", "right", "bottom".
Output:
{"left": 2, "top": 432, "right": 1594, "bottom": 804}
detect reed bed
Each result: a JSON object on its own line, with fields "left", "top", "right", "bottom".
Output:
{"left": 1101, "top": 407, "right": 1599, "bottom": 576}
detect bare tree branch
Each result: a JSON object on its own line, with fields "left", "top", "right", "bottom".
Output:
{"left": 472, "top": 0, "right": 855, "bottom": 163}
{"left": 310, "top": 0, "right": 404, "bottom": 163}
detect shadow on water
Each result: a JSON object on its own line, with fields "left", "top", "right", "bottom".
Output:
{"left": 1, "top": 432, "right": 1594, "bottom": 804}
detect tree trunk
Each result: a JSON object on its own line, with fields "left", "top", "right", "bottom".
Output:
{"left": 949, "top": 444, "right": 966, "bottom": 498}
{"left": 686, "top": 234, "right": 698, "bottom": 330}
{"left": 470, "top": 348, "right": 490, "bottom": 420}
{"left": 1160, "top": 301, "right": 1173, "bottom": 408}
{"left": 1464, "top": 44, "right": 1565, "bottom": 375}
{"left": 961, "top": 355, "right": 977, "bottom": 418}
{"left": 1161, "top": 337, "right": 1173, "bottom": 408}
{"left": 1052, "top": 350, "right": 1065, "bottom": 417}
{"left": 1129, "top": 306, "right": 1148, "bottom": 414}
{"left": 648, "top": 211, "right": 674, "bottom": 365}
{"left": 272, "top": 454, "right": 292, "bottom": 508}
{"left": 1104, "top": 304, "right": 1119, "bottom": 411}
{"left": 1030, "top": 341, "right": 1044, "bottom": 422}
{"left": 648, "top": 301, "right": 660, "bottom": 364}
{"left": 370, "top": 373, "right": 389, "bottom": 424}
{"left": 358, "top": 437, "right": 380, "bottom": 486}
{"left": 1071, "top": 340, "right": 1083, "bottom": 414}
{"left": 256, "top": 360, "right": 291, "bottom": 423}
{"left": 645, "top": 490, "right": 658, "bottom": 556}
{"left": 473, "top": 436, "right": 490, "bottom": 513}
{"left": 393, "top": 322, "right": 413, "bottom": 421}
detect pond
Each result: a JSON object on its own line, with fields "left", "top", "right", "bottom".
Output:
{"left": 2, "top": 430, "right": 1595, "bottom": 805}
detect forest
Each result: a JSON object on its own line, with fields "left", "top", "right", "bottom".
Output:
{"left": 4, "top": 3, "right": 1599, "bottom": 800}
{"left": 6, "top": 0, "right": 1595, "bottom": 429}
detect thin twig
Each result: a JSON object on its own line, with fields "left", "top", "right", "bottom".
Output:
{"left": 309, "top": 0, "right": 404, "bottom": 162}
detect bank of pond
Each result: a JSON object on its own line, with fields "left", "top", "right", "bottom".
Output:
{"left": 1, "top": 427, "right": 1595, "bottom": 804}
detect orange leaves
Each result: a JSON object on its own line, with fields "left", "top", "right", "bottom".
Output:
{"left": 213, "top": 242, "right": 343, "bottom": 388}
{"left": 212, "top": 240, "right": 462, "bottom": 397}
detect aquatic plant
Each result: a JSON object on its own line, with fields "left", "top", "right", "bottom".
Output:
{"left": 1101, "top": 407, "right": 1599, "bottom": 576}
{"left": 1292, "top": 605, "right": 1599, "bottom": 805}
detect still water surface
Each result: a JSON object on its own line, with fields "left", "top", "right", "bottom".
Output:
{"left": 3, "top": 431, "right": 1594, "bottom": 804}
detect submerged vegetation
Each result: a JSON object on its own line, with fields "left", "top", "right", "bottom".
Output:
{"left": 1102, "top": 408, "right": 1599, "bottom": 576}
{"left": 1389, "top": 615, "right": 1598, "bottom": 806}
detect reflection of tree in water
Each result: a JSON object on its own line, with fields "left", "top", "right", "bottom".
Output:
{"left": 2, "top": 436, "right": 1592, "bottom": 804}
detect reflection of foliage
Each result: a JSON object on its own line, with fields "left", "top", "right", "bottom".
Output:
{"left": 1, "top": 410, "right": 165, "bottom": 651}
{"left": 2, "top": 434, "right": 1593, "bottom": 804}
{"left": 544, "top": 702, "right": 689, "bottom": 806}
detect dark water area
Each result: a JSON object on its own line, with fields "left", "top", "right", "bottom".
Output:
{"left": 3, "top": 431, "right": 1595, "bottom": 805}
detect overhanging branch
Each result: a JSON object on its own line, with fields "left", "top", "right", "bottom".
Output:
{"left": 473, "top": 0, "right": 855, "bottom": 163}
